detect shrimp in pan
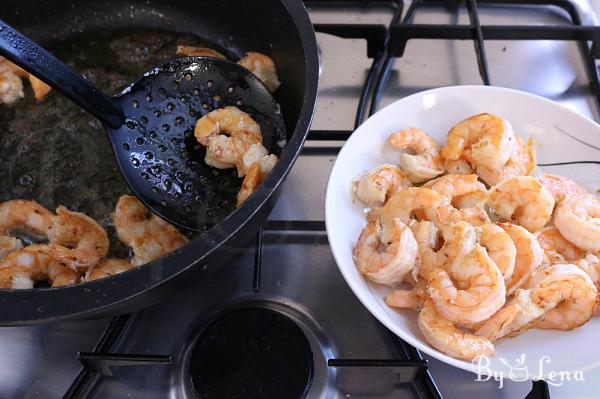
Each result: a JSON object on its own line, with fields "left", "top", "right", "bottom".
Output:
{"left": 554, "top": 193, "right": 600, "bottom": 252}
{"left": 85, "top": 258, "right": 133, "bottom": 282}
{"left": 354, "top": 164, "right": 412, "bottom": 206}
{"left": 418, "top": 298, "right": 495, "bottom": 360}
{"left": 237, "top": 154, "right": 278, "bottom": 207}
{"left": 487, "top": 176, "right": 554, "bottom": 233}
{"left": 0, "top": 246, "right": 77, "bottom": 288}
{"left": 354, "top": 218, "right": 417, "bottom": 286}
{"left": 0, "top": 199, "right": 54, "bottom": 237}
{"left": 442, "top": 113, "right": 516, "bottom": 170}
{"left": 388, "top": 128, "right": 445, "bottom": 183}
{"left": 237, "top": 52, "right": 281, "bottom": 93}
{"left": 176, "top": 45, "right": 227, "bottom": 59}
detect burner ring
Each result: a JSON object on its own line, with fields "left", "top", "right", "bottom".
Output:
{"left": 188, "top": 307, "right": 314, "bottom": 398}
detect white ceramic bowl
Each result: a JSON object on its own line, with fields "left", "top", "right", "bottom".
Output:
{"left": 325, "top": 85, "right": 600, "bottom": 379}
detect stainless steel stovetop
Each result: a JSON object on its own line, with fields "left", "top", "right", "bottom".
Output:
{"left": 2, "top": 1, "right": 600, "bottom": 398}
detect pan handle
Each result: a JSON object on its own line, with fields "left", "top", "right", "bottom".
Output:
{"left": 0, "top": 20, "right": 123, "bottom": 129}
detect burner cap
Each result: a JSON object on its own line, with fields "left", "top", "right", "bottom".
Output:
{"left": 189, "top": 307, "right": 314, "bottom": 399}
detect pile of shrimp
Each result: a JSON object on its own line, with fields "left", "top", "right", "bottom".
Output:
{"left": 0, "top": 195, "right": 187, "bottom": 289}
{"left": 352, "top": 113, "right": 600, "bottom": 361}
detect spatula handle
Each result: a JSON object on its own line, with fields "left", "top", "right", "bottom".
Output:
{"left": 0, "top": 20, "right": 123, "bottom": 129}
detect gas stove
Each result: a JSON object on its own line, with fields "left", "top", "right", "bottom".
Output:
{"left": 2, "top": 1, "right": 600, "bottom": 398}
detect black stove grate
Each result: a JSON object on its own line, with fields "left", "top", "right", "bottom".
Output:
{"left": 63, "top": 0, "right": 600, "bottom": 397}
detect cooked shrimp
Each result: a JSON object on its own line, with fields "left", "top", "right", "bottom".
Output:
{"left": 444, "top": 158, "right": 473, "bottom": 175}
{"left": 176, "top": 45, "right": 227, "bottom": 59}
{"left": 499, "top": 223, "right": 544, "bottom": 295}
{"left": 237, "top": 154, "right": 278, "bottom": 206}
{"left": 423, "top": 174, "right": 490, "bottom": 225}
{"left": 428, "top": 245, "right": 506, "bottom": 324}
{"left": 114, "top": 195, "right": 188, "bottom": 266}
{"left": 0, "top": 236, "right": 22, "bottom": 259}
{"left": 354, "top": 164, "right": 412, "bottom": 206}
{"left": 354, "top": 218, "right": 417, "bottom": 286}
{"left": 1, "top": 57, "right": 51, "bottom": 101}
{"left": 41, "top": 206, "right": 109, "bottom": 270}
{"left": 371, "top": 187, "right": 448, "bottom": 227}
{"left": 528, "top": 263, "right": 598, "bottom": 330}
{"left": 487, "top": 176, "right": 555, "bottom": 232}
{"left": 536, "top": 226, "right": 584, "bottom": 265}
{"left": 554, "top": 193, "right": 600, "bottom": 251}
{"left": 538, "top": 173, "right": 586, "bottom": 204}
{"left": 0, "top": 59, "right": 24, "bottom": 104}
{"left": 0, "top": 246, "right": 76, "bottom": 288}
{"left": 388, "top": 128, "right": 444, "bottom": 183}
{"left": 0, "top": 199, "right": 54, "bottom": 236}
{"left": 478, "top": 223, "right": 516, "bottom": 281}
{"left": 476, "top": 136, "right": 536, "bottom": 186}
{"left": 238, "top": 52, "right": 281, "bottom": 92}
{"left": 85, "top": 258, "right": 133, "bottom": 282}
{"left": 442, "top": 113, "right": 516, "bottom": 170}
{"left": 475, "top": 289, "right": 545, "bottom": 341}
{"left": 194, "top": 106, "right": 263, "bottom": 175}
{"left": 240, "top": 143, "right": 269, "bottom": 176}
{"left": 418, "top": 299, "right": 495, "bottom": 360}
{"left": 574, "top": 253, "right": 600, "bottom": 288}
{"left": 385, "top": 277, "right": 427, "bottom": 310}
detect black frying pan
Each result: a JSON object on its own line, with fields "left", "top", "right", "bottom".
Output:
{"left": 0, "top": 0, "right": 318, "bottom": 324}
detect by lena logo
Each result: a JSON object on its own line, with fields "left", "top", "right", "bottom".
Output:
{"left": 471, "top": 354, "right": 585, "bottom": 388}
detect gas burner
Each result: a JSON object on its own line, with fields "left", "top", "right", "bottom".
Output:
{"left": 188, "top": 307, "right": 313, "bottom": 399}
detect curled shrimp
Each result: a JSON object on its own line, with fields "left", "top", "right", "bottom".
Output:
{"left": 574, "top": 253, "right": 600, "bottom": 289}
{"left": 428, "top": 244, "right": 506, "bottom": 324}
{"left": 371, "top": 187, "right": 448, "bottom": 227}
{"left": 476, "top": 136, "right": 536, "bottom": 186}
{"left": 499, "top": 223, "right": 544, "bottom": 295}
{"left": 0, "top": 246, "right": 76, "bottom": 288}
{"left": 238, "top": 52, "right": 281, "bottom": 93}
{"left": 0, "top": 60, "right": 24, "bottom": 104}
{"left": 554, "top": 193, "right": 600, "bottom": 251}
{"left": 442, "top": 113, "right": 516, "bottom": 170}
{"left": 388, "top": 128, "right": 444, "bottom": 183}
{"left": 385, "top": 277, "right": 427, "bottom": 310}
{"left": 0, "top": 57, "right": 51, "bottom": 101}
{"left": 475, "top": 289, "right": 545, "bottom": 341}
{"left": 237, "top": 154, "right": 278, "bottom": 207}
{"left": 444, "top": 159, "right": 473, "bottom": 175}
{"left": 418, "top": 299, "right": 495, "bottom": 360}
{"left": 477, "top": 223, "right": 516, "bottom": 282}
{"left": 528, "top": 263, "right": 598, "bottom": 330}
{"left": 0, "top": 199, "right": 53, "bottom": 237}
{"left": 487, "top": 176, "right": 554, "bottom": 233}
{"left": 422, "top": 174, "right": 489, "bottom": 225}
{"left": 538, "top": 173, "right": 586, "bottom": 204}
{"left": 85, "top": 258, "right": 133, "bottom": 282}
{"left": 353, "top": 164, "right": 412, "bottom": 206}
{"left": 114, "top": 195, "right": 188, "bottom": 266}
{"left": 176, "top": 45, "right": 226, "bottom": 59}
{"left": 354, "top": 218, "right": 417, "bottom": 286}
{"left": 194, "top": 106, "right": 263, "bottom": 176}
{"left": 0, "top": 236, "right": 22, "bottom": 259}
{"left": 42, "top": 206, "right": 109, "bottom": 270}
{"left": 536, "top": 226, "right": 583, "bottom": 265}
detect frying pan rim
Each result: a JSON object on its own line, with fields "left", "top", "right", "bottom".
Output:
{"left": 0, "top": 0, "right": 319, "bottom": 325}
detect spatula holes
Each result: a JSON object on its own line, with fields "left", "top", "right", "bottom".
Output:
{"left": 171, "top": 81, "right": 179, "bottom": 89}
{"left": 184, "top": 72, "right": 193, "bottom": 81}
{"left": 126, "top": 121, "right": 135, "bottom": 130}
{"left": 193, "top": 88, "right": 201, "bottom": 96}
{"left": 188, "top": 109, "right": 197, "bottom": 117}
{"left": 171, "top": 137, "right": 181, "bottom": 145}
{"left": 184, "top": 182, "right": 193, "bottom": 192}
{"left": 184, "top": 129, "right": 193, "bottom": 139}
{"left": 236, "top": 98, "right": 243, "bottom": 107}
{"left": 160, "top": 200, "right": 168, "bottom": 207}
{"left": 149, "top": 131, "right": 158, "bottom": 139}
{"left": 151, "top": 165, "right": 162, "bottom": 174}
{"left": 162, "top": 124, "right": 171, "bottom": 132}
{"left": 207, "top": 80, "right": 214, "bottom": 88}
{"left": 164, "top": 178, "right": 172, "bottom": 189}
{"left": 167, "top": 102, "right": 175, "bottom": 111}
{"left": 213, "top": 94, "right": 222, "bottom": 102}
{"left": 158, "top": 87, "right": 166, "bottom": 96}
{"left": 227, "top": 85, "right": 235, "bottom": 93}
{"left": 181, "top": 150, "right": 189, "bottom": 159}
{"left": 141, "top": 172, "right": 150, "bottom": 180}
{"left": 145, "top": 94, "right": 153, "bottom": 102}
{"left": 174, "top": 192, "right": 183, "bottom": 200}
{"left": 136, "top": 137, "right": 145, "bottom": 145}
{"left": 145, "top": 151, "right": 154, "bottom": 160}
{"left": 151, "top": 186, "right": 159, "bottom": 194}
{"left": 132, "top": 157, "right": 140, "bottom": 166}
{"left": 184, "top": 206, "right": 192, "bottom": 213}
{"left": 158, "top": 144, "right": 167, "bottom": 152}
{"left": 180, "top": 96, "right": 188, "bottom": 104}
{"left": 154, "top": 110, "right": 161, "bottom": 118}
{"left": 140, "top": 116, "right": 148, "bottom": 124}
{"left": 122, "top": 143, "right": 130, "bottom": 151}
{"left": 175, "top": 116, "right": 185, "bottom": 126}
{"left": 176, "top": 171, "right": 186, "bottom": 181}
{"left": 167, "top": 158, "right": 176, "bottom": 166}
{"left": 132, "top": 100, "right": 139, "bottom": 108}
{"left": 201, "top": 102, "right": 209, "bottom": 110}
